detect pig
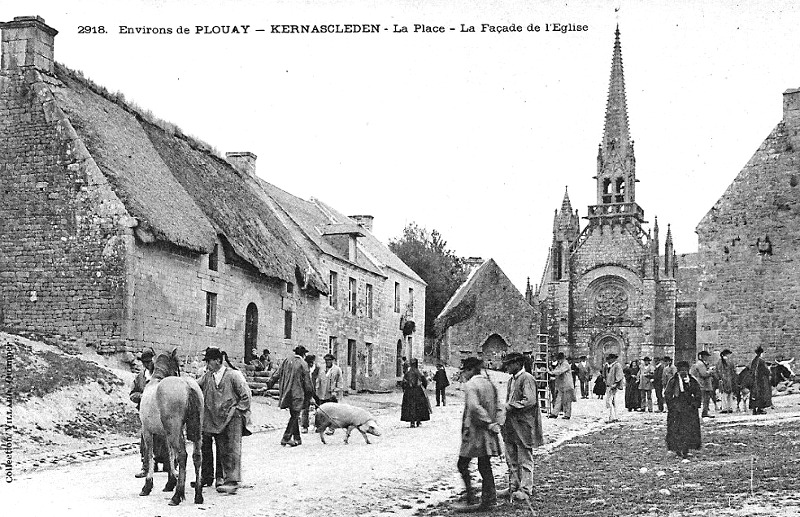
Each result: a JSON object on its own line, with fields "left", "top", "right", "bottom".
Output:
{"left": 314, "top": 402, "right": 382, "bottom": 444}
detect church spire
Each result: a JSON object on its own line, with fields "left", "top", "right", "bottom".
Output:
{"left": 602, "top": 25, "right": 631, "bottom": 156}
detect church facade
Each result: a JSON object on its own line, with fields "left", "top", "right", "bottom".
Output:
{"left": 535, "top": 28, "right": 692, "bottom": 369}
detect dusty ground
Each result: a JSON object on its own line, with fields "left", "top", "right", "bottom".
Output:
{"left": 4, "top": 342, "right": 800, "bottom": 517}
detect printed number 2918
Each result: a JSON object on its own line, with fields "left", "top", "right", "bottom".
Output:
{"left": 78, "top": 26, "right": 106, "bottom": 34}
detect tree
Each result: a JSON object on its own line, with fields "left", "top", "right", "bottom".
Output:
{"left": 389, "top": 223, "right": 469, "bottom": 340}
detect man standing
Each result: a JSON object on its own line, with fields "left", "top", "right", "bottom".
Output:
{"left": 130, "top": 348, "right": 167, "bottom": 477}
{"left": 499, "top": 352, "right": 543, "bottom": 503}
{"left": 690, "top": 351, "right": 715, "bottom": 418}
{"left": 268, "top": 346, "right": 314, "bottom": 446}
{"left": 715, "top": 349, "right": 738, "bottom": 414}
{"left": 318, "top": 353, "right": 343, "bottom": 403}
{"left": 661, "top": 357, "right": 677, "bottom": 399}
{"left": 433, "top": 363, "right": 450, "bottom": 406}
{"left": 604, "top": 353, "right": 624, "bottom": 423}
{"left": 652, "top": 357, "right": 666, "bottom": 412}
{"left": 638, "top": 357, "right": 655, "bottom": 412}
{"left": 452, "top": 357, "right": 502, "bottom": 512}
{"left": 750, "top": 346, "right": 772, "bottom": 415}
{"left": 576, "top": 356, "right": 591, "bottom": 399}
{"left": 664, "top": 361, "right": 702, "bottom": 459}
{"left": 547, "top": 352, "right": 575, "bottom": 419}
{"left": 198, "top": 347, "right": 253, "bottom": 495}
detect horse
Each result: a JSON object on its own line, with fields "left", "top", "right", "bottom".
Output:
{"left": 770, "top": 358, "right": 795, "bottom": 387}
{"left": 139, "top": 348, "right": 204, "bottom": 505}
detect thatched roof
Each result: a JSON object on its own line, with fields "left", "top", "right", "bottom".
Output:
{"left": 51, "top": 64, "right": 326, "bottom": 293}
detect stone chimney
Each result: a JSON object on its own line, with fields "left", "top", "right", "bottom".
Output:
{"left": 349, "top": 215, "right": 374, "bottom": 232}
{"left": 225, "top": 151, "right": 257, "bottom": 179}
{"left": 784, "top": 88, "right": 800, "bottom": 124}
{"left": 0, "top": 16, "right": 58, "bottom": 74}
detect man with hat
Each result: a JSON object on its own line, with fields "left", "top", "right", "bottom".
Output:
{"left": 547, "top": 352, "right": 576, "bottom": 419}
{"left": 664, "top": 360, "right": 702, "bottom": 458}
{"left": 198, "top": 347, "right": 254, "bottom": 494}
{"left": 690, "top": 351, "right": 715, "bottom": 418}
{"left": 715, "top": 349, "right": 738, "bottom": 414}
{"left": 130, "top": 348, "right": 167, "bottom": 477}
{"left": 433, "top": 362, "right": 450, "bottom": 407}
{"left": 498, "top": 351, "right": 543, "bottom": 503}
{"left": 604, "top": 353, "right": 624, "bottom": 423}
{"left": 453, "top": 357, "right": 502, "bottom": 512}
{"left": 267, "top": 346, "right": 314, "bottom": 446}
{"left": 318, "top": 353, "right": 343, "bottom": 403}
{"left": 638, "top": 357, "right": 655, "bottom": 412}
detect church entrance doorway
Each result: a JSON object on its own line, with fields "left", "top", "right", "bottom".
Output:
{"left": 481, "top": 334, "right": 508, "bottom": 370}
{"left": 594, "top": 335, "right": 621, "bottom": 370}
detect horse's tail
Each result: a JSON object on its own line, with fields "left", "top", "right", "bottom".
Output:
{"left": 186, "top": 387, "right": 203, "bottom": 443}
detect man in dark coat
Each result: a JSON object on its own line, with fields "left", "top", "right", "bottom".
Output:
{"left": 268, "top": 346, "right": 314, "bottom": 446}
{"left": 576, "top": 356, "right": 591, "bottom": 399}
{"left": 665, "top": 361, "right": 702, "bottom": 459}
{"left": 401, "top": 358, "right": 431, "bottom": 427}
{"left": 130, "top": 348, "right": 167, "bottom": 477}
{"left": 750, "top": 346, "right": 772, "bottom": 415}
{"left": 433, "top": 363, "right": 450, "bottom": 406}
{"left": 690, "top": 351, "right": 715, "bottom": 418}
{"left": 300, "top": 354, "right": 321, "bottom": 433}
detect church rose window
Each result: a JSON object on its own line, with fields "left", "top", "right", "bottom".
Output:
{"left": 595, "top": 285, "right": 629, "bottom": 318}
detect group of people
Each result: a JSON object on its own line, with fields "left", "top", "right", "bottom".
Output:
{"left": 130, "top": 345, "right": 345, "bottom": 495}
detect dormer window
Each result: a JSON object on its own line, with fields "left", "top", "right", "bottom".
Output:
{"left": 209, "top": 244, "right": 219, "bottom": 271}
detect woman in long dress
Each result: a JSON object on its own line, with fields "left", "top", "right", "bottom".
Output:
{"left": 665, "top": 361, "right": 702, "bottom": 459}
{"left": 750, "top": 346, "right": 772, "bottom": 415}
{"left": 624, "top": 360, "right": 641, "bottom": 411}
{"left": 401, "top": 358, "right": 431, "bottom": 427}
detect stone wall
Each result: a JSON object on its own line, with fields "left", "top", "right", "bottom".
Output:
{"left": 0, "top": 68, "right": 131, "bottom": 349}
{"left": 697, "top": 90, "right": 800, "bottom": 361}
{"left": 124, "top": 237, "right": 320, "bottom": 367}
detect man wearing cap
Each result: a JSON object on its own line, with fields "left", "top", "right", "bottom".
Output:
{"left": 130, "top": 348, "right": 167, "bottom": 477}
{"left": 547, "top": 352, "right": 575, "bottom": 419}
{"left": 690, "top": 351, "right": 715, "bottom": 418}
{"left": 498, "top": 352, "right": 543, "bottom": 503}
{"left": 453, "top": 357, "right": 502, "bottom": 512}
{"left": 198, "top": 347, "right": 254, "bottom": 494}
{"left": 268, "top": 346, "right": 314, "bottom": 446}
{"left": 318, "top": 353, "right": 343, "bottom": 403}
{"left": 576, "top": 356, "right": 591, "bottom": 399}
{"left": 604, "top": 353, "right": 624, "bottom": 423}
{"left": 638, "top": 357, "right": 655, "bottom": 412}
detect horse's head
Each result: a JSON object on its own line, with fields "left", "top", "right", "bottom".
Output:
{"left": 770, "top": 360, "right": 794, "bottom": 387}
{"left": 153, "top": 348, "right": 181, "bottom": 379}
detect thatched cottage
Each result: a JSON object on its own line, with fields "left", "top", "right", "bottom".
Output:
{"left": 0, "top": 16, "right": 425, "bottom": 389}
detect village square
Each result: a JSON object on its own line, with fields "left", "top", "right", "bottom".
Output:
{"left": 2, "top": 5, "right": 800, "bottom": 517}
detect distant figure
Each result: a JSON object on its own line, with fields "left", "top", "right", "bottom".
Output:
{"left": 715, "top": 349, "right": 738, "bottom": 414}
{"left": 652, "top": 357, "right": 665, "bottom": 412}
{"left": 547, "top": 352, "right": 575, "bottom": 419}
{"left": 660, "top": 357, "right": 677, "bottom": 412}
{"left": 577, "top": 356, "right": 591, "bottom": 399}
{"left": 690, "top": 351, "right": 714, "bottom": 418}
{"left": 638, "top": 357, "right": 655, "bottom": 412}
{"left": 624, "top": 360, "right": 641, "bottom": 411}
{"left": 604, "top": 353, "right": 624, "bottom": 423}
{"left": 433, "top": 363, "right": 450, "bottom": 406}
{"left": 452, "top": 357, "right": 502, "bottom": 512}
{"left": 665, "top": 361, "right": 702, "bottom": 459}
{"left": 300, "top": 354, "right": 321, "bottom": 433}
{"left": 401, "top": 358, "right": 431, "bottom": 428}
{"left": 318, "top": 353, "right": 343, "bottom": 403}
{"left": 593, "top": 372, "right": 606, "bottom": 399}
{"left": 750, "top": 346, "right": 772, "bottom": 415}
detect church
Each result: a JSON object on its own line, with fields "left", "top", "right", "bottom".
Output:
{"left": 534, "top": 28, "right": 698, "bottom": 369}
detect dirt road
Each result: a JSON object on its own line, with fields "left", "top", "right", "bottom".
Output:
{"left": 3, "top": 372, "right": 607, "bottom": 516}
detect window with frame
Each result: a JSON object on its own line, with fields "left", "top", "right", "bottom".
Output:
{"left": 284, "top": 310, "right": 293, "bottom": 339}
{"left": 408, "top": 287, "right": 414, "bottom": 317}
{"left": 366, "top": 342, "right": 373, "bottom": 377}
{"left": 287, "top": 282, "right": 294, "bottom": 294}
{"left": 365, "top": 283, "right": 373, "bottom": 319}
{"left": 394, "top": 282, "right": 400, "bottom": 313}
{"left": 348, "top": 277, "right": 357, "bottom": 316}
{"left": 208, "top": 244, "right": 219, "bottom": 271}
{"left": 205, "top": 292, "right": 217, "bottom": 327}
{"left": 329, "top": 271, "right": 338, "bottom": 308}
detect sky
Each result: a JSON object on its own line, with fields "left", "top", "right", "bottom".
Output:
{"left": 6, "top": 0, "right": 800, "bottom": 293}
